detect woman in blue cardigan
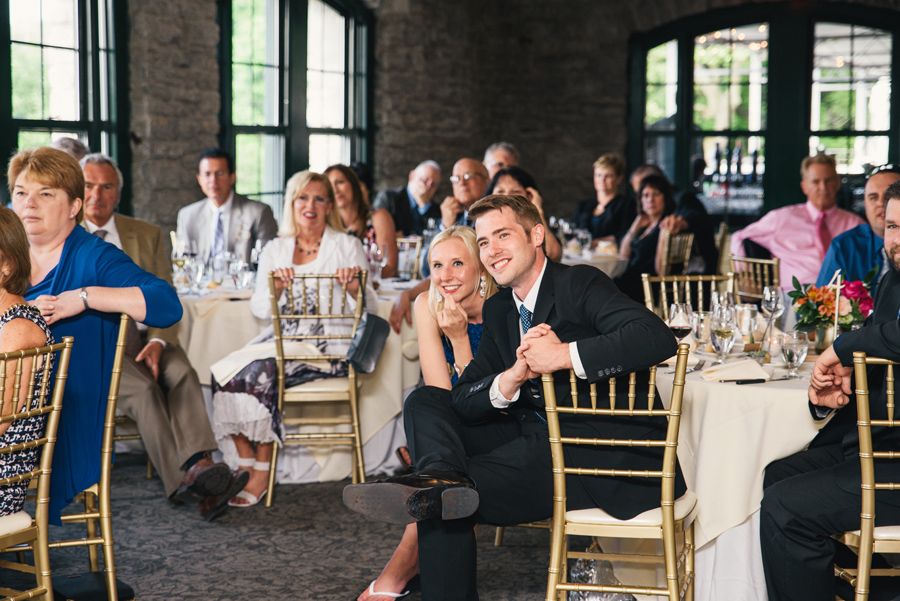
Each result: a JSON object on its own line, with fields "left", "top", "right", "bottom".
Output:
{"left": 9, "top": 146, "right": 182, "bottom": 523}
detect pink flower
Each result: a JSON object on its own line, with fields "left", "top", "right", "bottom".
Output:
{"left": 838, "top": 297, "right": 852, "bottom": 316}
{"left": 843, "top": 280, "right": 868, "bottom": 300}
{"left": 860, "top": 297, "right": 874, "bottom": 316}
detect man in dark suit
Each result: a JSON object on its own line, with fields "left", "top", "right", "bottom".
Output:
{"left": 373, "top": 160, "right": 443, "bottom": 236}
{"left": 759, "top": 181, "right": 900, "bottom": 600}
{"left": 345, "top": 194, "right": 679, "bottom": 600}
{"left": 81, "top": 154, "right": 246, "bottom": 519}
{"left": 175, "top": 148, "right": 278, "bottom": 263}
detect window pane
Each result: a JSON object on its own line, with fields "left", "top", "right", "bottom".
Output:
{"left": 232, "top": 64, "right": 279, "bottom": 126}
{"left": 696, "top": 135, "right": 765, "bottom": 216}
{"left": 42, "top": 0, "right": 77, "bottom": 49}
{"left": 309, "top": 134, "right": 347, "bottom": 172}
{"left": 235, "top": 133, "right": 285, "bottom": 217}
{"left": 307, "top": 70, "right": 345, "bottom": 129}
{"left": 643, "top": 135, "right": 677, "bottom": 181}
{"left": 10, "top": 0, "right": 41, "bottom": 44}
{"left": 44, "top": 47, "right": 80, "bottom": 120}
{"left": 693, "top": 24, "right": 768, "bottom": 132}
{"left": 17, "top": 129, "right": 86, "bottom": 151}
{"left": 645, "top": 41, "right": 677, "bottom": 131}
{"left": 812, "top": 23, "right": 892, "bottom": 132}
{"left": 232, "top": 0, "right": 255, "bottom": 65}
{"left": 11, "top": 43, "right": 43, "bottom": 119}
{"left": 232, "top": 0, "right": 280, "bottom": 127}
{"left": 809, "top": 135, "right": 889, "bottom": 174}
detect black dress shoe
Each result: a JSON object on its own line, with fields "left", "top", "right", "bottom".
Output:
{"left": 199, "top": 470, "right": 251, "bottom": 522}
{"left": 343, "top": 469, "right": 478, "bottom": 525}
{"left": 173, "top": 457, "right": 231, "bottom": 505}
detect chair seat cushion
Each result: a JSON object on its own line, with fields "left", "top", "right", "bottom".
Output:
{"left": 846, "top": 525, "right": 900, "bottom": 540}
{"left": 286, "top": 377, "right": 351, "bottom": 394}
{"left": 0, "top": 510, "right": 33, "bottom": 536}
{"left": 566, "top": 491, "right": 698, "bottom": 526}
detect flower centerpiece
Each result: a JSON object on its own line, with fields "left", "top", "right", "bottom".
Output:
{"left": 788, "top": 273, "right": 874, "bottom": 349}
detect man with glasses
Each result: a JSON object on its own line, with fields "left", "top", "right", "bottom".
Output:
{"left": 483, "top": 141, "right": 519, "bottom": 179}
{"left": 373, "top": 160, "right": 443, "bottom": 237}
{"left": 176, "top": 148, "right": 278, "bottom": 262}
{"left": 730, "top": 153, "right": 864, "bottom": 287}
{"left": 440, "top": 158, "right": 490, "bottom": 230}
{"left": 816, "top": 165, "right": 900, "bottom": 296}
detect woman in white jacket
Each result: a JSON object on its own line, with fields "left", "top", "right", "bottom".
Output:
{"left": 212, "top": 170, "right": 376, "bottom": 507}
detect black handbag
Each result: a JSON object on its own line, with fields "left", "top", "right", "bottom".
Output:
{"left": 347, "top": 291, "right": 390, "bottom": 373}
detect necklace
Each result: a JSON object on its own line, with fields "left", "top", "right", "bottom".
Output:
{"left": 296, "top": 236, "right": 322, "bottom": 256}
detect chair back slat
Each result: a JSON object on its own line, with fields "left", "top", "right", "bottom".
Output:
{"left": 659, "top": 231, "right": 694, "bottom": 276}
{"left": 730, "top": 255, "right": 779, "bottom": 303}
{"left": 642, "top": 273, "right": 735, "bottom": 319}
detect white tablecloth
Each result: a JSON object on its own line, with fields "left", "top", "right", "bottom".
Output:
{"left": 561, "top": 252, "right": 627, "bottom": 278}
{"left": 177, "top": 283, "right": 420, "bottom": 482}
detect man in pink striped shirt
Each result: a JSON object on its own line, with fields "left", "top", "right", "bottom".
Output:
{"left": 730, "top": 154, "right": 865, "bottom": 287}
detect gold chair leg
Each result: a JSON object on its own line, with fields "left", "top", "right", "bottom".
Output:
{"left": 494, "top": 526, "right": 505, "bottom": 547}
{"left": 349, "top": 390, "right": 366, "bottom": 484}
{"left": 265, "top": 443, "right": 280, "bottom": 508}
{"left": 146, "top": 456, "right": 153, "bottom": 479}
{"left": 685, "top": 522, "right": 695, "bottom": 601}
{"left": 99, "top": 493, "right": 118, "bottom": 601}
{"left": 85, "top": 493, "right": 99, "bottom": 572}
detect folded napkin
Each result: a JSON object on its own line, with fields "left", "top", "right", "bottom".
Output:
{"left": 210, "top": 341, "right": 328, "bottom": 385}
{"left": 700, "top": 358, "right": 771, "bottom": 382}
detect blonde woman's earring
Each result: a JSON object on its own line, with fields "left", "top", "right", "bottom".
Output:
{"left": 479, "top": 275, "right": 486, "bottom": 298}
{"left": 436, "top": 292, "right": 443, "bottom": 303}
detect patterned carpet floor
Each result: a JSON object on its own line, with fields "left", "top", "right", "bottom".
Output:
{"left": 3, "top": 454, "right": 554, "bottom": 600}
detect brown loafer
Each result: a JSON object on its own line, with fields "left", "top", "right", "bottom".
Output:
{"left": 200, "top": 470, "right": 252, "bottom": 522}
{"left": 173, "top": 457, "right": 232, "bottom": 505}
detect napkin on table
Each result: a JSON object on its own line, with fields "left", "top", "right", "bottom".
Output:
{"left": 699, "top": 358, "right": 771, "bottom": 382}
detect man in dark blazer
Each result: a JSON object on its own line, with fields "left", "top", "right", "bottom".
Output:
{"left": 345, "top": 194, "right": 679, "bottom": 600}
{"left": 760, "top": 181, "right": 900, "bottom": 600}
{"left": 175, "top": 148, "right": 278, "bottom": 263}
{"left": 81, "top": 154, "right": 246, "bottom": 519}
{"left": 373, "top": 160, "right": 443, "bottom": 236}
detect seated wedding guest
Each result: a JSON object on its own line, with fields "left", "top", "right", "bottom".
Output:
{"left": 51, "top": 137, "right": 89, "bottom": 161}
{"left": 10, "top": 146, "right": 183, "bottom": 523}
{"left": 486, "top": 166, "right": 562, "bottom": 262}
{"left": 344, "top": 194, "right": 679, "bottom": 601}
{"left": 630, "top": 163, "right": 719, "bottom": 274}
{"left": 373, "top": 160, "right": 443, "bottom": 237}
{"left": 0, "top": 206, "right": 54, "bottom": 517}
{"left": 759, "top": 187, "right": 900, "bottom": 601}
{"left": 615, "top": 174, "right": 676, "bottom": 301}
{"left": 359, "top": 226, "right": 498, "bottom": 601}
{"left": 483, "top": 142, "right": 519, "bottom": 179}
{"left": 211, "top": 170, "right": 377, "bottom": 507}
{"left": 816, "top": 166, "right": 900, "bottom": 296}
{"left": 176, "top": 148, "right": 278, "bottom": 263}
{"left": 325, "top": 164, "right": 399, "bottom": 278}
{"left": 571, "top": 153, "right": 633, "bottom": 243}
{"left": 80, "top": 153, "right": 244, "bottom": 520}
{"left": 731, "top": 153, "right": 864, "bottom": 286}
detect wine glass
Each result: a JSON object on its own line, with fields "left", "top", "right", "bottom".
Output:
{"left": 667, "top": 303, "right": 693, "bottom": 341}
{"left": 762, "top": 286, "right": 785, "bottom": 320}
{"left": 711, "top": 290, "right": 736, "bottom": 311}
{"left": 781, "top": 331, "right": 809, "bottom": 379}
{"left": 692, "top": 310, "right": 711, "bottom": 348}
{"left": 710, "top": 304, "right": 737, "bottom": 365}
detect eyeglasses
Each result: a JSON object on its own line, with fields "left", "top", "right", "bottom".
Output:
{"left": 449, "top": 172, "right": 484, "bottom": 184}
{"left": 867, "top": 164, "right": 900, "bottom": 179}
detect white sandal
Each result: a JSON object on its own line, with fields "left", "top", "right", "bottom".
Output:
{"left": 228, "top": 461, "right": 270, "bottom": 508}
{"left": 366, "top": 580, "right": 409, "bottom": 599}
{"left": 236, "top": 457, "right": 255, "bottom": 470}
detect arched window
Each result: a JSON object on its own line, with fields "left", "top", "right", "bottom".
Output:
{"left": 628, "top": 3, "right": 900, "bottom": 226}
{"left": 220, "top": 0, "right": 371, "bottom": 219}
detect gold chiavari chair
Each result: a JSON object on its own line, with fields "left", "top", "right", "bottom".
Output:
{"left": 659, "top": 231, "right": 695, "bottom": 277}
{"left": 0, "top": 337, "right": 73, "bottom": 601}
{"left": 42, "top": 314, "right": 130, "bottom": 601}
{"left": 730, "top": 255, "right": 780, "bottom": 304}
{"left": 641, "top": 273, "right": 736, "bottom": 320}
{"left": 834, "top": 352, "right": 900, "bottom": 600}
{"left": 544, "top": 343, "right": 696, "bottom": 601}
{"left": 396, "top": 237, "right": 423, "bottom": 280}
{"left": 112, "top": 416, "right": 153, "bottom": 479}
{"left": 265, "top": 271, "right": 368, "bottom": 507}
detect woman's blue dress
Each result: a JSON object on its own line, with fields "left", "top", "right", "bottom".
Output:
{"left": 441, "top": 322, "right": 483, "bottom": 386}
{"left": 24, "top": 226, "right": 182, "bottom": 523}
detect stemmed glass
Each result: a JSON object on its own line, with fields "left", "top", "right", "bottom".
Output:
{"left": 710, "top": 304, "right": 737, "bottom": 365}
{"left": 781, "top": 331, "right": 809, "bottom": 379}
{"left": 692, "top": 310, "right": 711, "bottom": 348}
{"left": 368, "top": 243, "right": 387, "bottom": 284}
{"left": 761, "top": 286, "right": 785, "bottom": 356}
{"left": 667, "top": 303, "right": 693, "bottom": 341}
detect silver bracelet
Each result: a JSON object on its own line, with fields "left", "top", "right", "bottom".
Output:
{"left": 79, "top": 287, "right": 89, "bottom": 310}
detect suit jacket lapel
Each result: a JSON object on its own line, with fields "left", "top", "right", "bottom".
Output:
{"left": 506, "top": 300, "right": 520, "bottom": 360}
{"left": 115, "top": 215, "right": 140, "bottom": 261}
{"left": 531, "top": 260, "right": 556, "bottom": 327}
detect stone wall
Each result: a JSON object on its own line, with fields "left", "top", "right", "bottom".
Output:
{"left": 128, "top": 0, "right": 219, "bottom": 234}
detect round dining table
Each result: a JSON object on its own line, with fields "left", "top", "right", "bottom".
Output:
{"left": 561, "top": 251, "right": 627, "bottom": 278}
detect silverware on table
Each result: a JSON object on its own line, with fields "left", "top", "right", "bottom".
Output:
{"left": 667, "top": 360, "right": 705, "bottom": 375}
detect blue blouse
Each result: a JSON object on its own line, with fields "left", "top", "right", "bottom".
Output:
{"left": 25, "top": 226, "right": 182, "bottom": 523}
{"left": 441, "top": 322, "right": 483, "bottom": 386}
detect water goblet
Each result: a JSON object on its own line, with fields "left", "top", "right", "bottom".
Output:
{"left": 667, "top": 303, "right": 693, "bottom": 341}
{"left": 710, "top": 304, "right": 737, "bottom": 365}
{"left": 691, "top": 310, "right": 711, "bottom": 348}
{"left": 781, "top": 331, "right": 809, "bottom": 379}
